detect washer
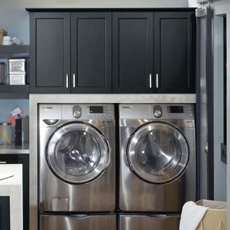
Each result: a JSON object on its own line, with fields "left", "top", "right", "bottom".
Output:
{"left": 119, "top": 104, "right": 196, "bottom": 213}
{"left": 39, "top": 104, "right": 115, "bottom": 213}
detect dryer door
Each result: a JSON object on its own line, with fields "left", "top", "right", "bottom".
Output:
{"left": 127, "top": 122, "right": 189, "bottom": 184}
{"left": 46, "top": 123, "right": 110, "bottom": 184}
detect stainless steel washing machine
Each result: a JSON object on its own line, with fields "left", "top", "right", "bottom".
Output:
{"left": 119, "top": 104, "right": 196, "bottom": 213}
{"left": 39, "top": 104, "right": 115, "bottom": 213}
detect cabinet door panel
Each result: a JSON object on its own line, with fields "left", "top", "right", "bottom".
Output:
{"left": 30, "top": 13, "right": 70, "bottom": 93}
{"left": 113, "top": 12, "right": 153, "bottom": 93}
{"left": 71, "top": 12, "right": 111, "bottom": 93}
{"left": 154, "top": 12, "right": 195, "bottom": 93}
{"left": 0, "top": 197, "right": 10, "bottom": 230}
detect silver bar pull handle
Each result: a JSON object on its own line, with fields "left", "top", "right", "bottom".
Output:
{"left": 0, "top": 161, "right": 7, "bottom": 164}
{"left": 73, "top": 74, "right": 76, "bottom": 88}
{"left": 66, "top": 74, "right": 69, "bottom": 89}
{"left": 149, "top": 74, "right": 152, "bottom": 88}
{"left": 156, "top": 74, "right": 159, "bottom": 88}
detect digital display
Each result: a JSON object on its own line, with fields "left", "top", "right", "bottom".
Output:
{"left": 89, "top": 106, "right": 104, "bottom": 113}
{"left": 169, "top": 106, "right": 184, "bottom": 113}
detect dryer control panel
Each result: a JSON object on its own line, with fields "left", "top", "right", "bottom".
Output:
{"left": 119, "top": 104, "right": 194, "bottom": 120}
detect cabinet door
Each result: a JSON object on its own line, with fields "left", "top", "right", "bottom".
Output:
{"left": 0, "top": 154, "right": 29, "bottom": 230}
{"left": 30, "top": 13, "right": 70, "bottom": 93}
{"left": 71, "top": 12, "right": 111, "bottom": 93}
{"left": 113, "top": 12, "right": 153, "bottom": 93}
{"left": 154, "top": 12, "right": 195, "bottom": 93}
{"left": 0, "top": 197, "right": 10, "bottom": 230}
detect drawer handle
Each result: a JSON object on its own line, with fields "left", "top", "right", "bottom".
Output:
{"left": 0, "top": 161, "right": 7, "bottom": 164}
{"left": 73, "top": 74, "right": 76, "bottom": 88}
{"left": 149, "top": 74, "right": 152, "bottom": 88}
{"left": 156, "top": 74, "right": 159, "bottom": 88}
{"left": 66, "top": 74, "right": 69, "bottom": 89}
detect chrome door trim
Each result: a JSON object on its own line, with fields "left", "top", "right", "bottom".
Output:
{"left": 126, "top": 121, "right": 189, "bottom": 184}
{"left": 47, "top": 122, "right": 110, "bottom": 184}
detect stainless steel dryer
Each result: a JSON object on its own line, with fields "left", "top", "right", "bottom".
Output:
{"left": 119, "top": 104, "right": 196, "bottom": 213}
{"left": 39, "top": 104, "right": 115, "bottom": 214}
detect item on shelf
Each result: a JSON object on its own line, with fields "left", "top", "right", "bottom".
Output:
{"left": 0, "top": 62, "right": 6, "bottom": 84}
{"left": 8, "top": 59, "right": 26, "bottom": 85}
{"left": 15, "top": 119, "right": 22, "bottom": 146}
{"left": 9, "top": 59, "right": 25, "bottom": 73}
{"left": 2, "top": 36, "right": 13, "bottom": 46}
{"left": 12, "top": 37, "right": 23, "bottom": 45}
{"left": 9, "top": 74, "right": 26, "bottom": 85}
{"left": 0, "top": 123, "right": 13, "bottom": 145}
{"left": 9, "top": 107, "right": 24, "bottom": 125}
{"left": 0, "top": 29, "right": 5, "bottom": 45}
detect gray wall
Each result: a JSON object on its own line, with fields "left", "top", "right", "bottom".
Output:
{"left": 0, "top": 99, "right": 29, "bottom": 122}
{"left": 0, "top": 0, "right": 188, "bottom": 45}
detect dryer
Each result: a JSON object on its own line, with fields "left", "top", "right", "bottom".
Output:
{"left": 39, "top": 104, "right": 116, "bottom": 215}
{"left": 119, "top": 104, "right": 196, "bottom": 213}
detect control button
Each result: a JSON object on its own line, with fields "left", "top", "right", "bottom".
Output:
{"left": 73, "top": 110, "right": 81, "bottom": 118}
{"left": 153, "top": 105, "right": 162, "bottom": 118}
{"left": 73, "top": 105, "right": 82, "bottom": 118}
{"left": 154, "top": 110, "right": 162, "bottom": 118}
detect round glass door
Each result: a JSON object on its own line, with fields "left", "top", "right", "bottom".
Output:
{"left": 127, "top": 122, "right": 189, "bottom": 184}
{"left": 47, "top": 123, "right": 110, "bottom": 184}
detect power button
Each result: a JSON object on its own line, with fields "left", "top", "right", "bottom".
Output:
{"left": 153, "top": 105, "right": 162, "bottom": 118}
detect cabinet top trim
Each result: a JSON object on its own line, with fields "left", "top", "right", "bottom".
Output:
{"left": 26, "top": 8, "right": 196, "bottom": 12}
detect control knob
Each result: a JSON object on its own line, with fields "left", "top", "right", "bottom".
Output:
{"left": 154, "top": 110, "right": 162, "bottom": 118}
{"left": 73, "top": 105, "right": 82, "bottom": 118}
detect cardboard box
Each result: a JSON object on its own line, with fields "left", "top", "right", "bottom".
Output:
{"left": 196, "top": 200, "right": 227, "bottom": 230}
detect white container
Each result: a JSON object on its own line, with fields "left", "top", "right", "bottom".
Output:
{"left": 2, "top": 36, "right": 13, "bottom": 46}
{"left": 9, "top": 59, "right": 26, "bottom": 73}
{"left": 9, "top": 74, "right": 26, "bottom": 85}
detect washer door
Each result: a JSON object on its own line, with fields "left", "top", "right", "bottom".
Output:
{"left": 47, "top": 123, "right": 110, "bottom": 184}
{"left": 127, "top": 122, "right": 189, "bottom": 184}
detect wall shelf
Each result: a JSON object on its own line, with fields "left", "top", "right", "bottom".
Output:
{"left": 0, "top": 45, "right": 30, "bottom": 58}
{"left": 0, "top": 142, "right": 29, "bottom": 154}
{"left": 0, "top": 85, "right": 29, "bottom": 94}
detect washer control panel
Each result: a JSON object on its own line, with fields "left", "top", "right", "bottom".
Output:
{"left": 39, "top": 104, "right": 114, "bottom": 122}
{"left": 119, "top": 104, "right": 194, "bottom": 120}
{"left": 63, "top": 104, "right": 114, "bottom": 120}
{"left": 86, "top": 105, "right": 113, "bottom": 119}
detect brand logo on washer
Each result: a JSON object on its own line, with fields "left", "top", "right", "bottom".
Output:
{"left": 121, "top": 106, "right": 133, "bottom": 109}
{"left": 43, "top": 106, "right": 53, "bottom": 110}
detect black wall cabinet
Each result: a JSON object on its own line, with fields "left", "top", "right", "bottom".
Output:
{"left": 29, "top": 9, "right": 195, "bottom": 94}
{"left": 154, "top": 12, "right": 195, "bottom": 93}
{"left": 30, "top": 13, "right": 70, "bottom": 93}
{"left": 0, "top": 154, "right": 29, "bottom": 230}
{"left": 71, "top": 13, "right": 111, "bottom": 93}
{"left": 30, "top": 12, "right": 111, "bottom": 93}
{"left": 113, "top": 12, "right": 153, "bottom": 93}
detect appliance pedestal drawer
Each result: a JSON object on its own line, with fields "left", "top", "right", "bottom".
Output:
{"left": 119, "top": 214, "right": 180, "bottom": 230}
{"left": 40, "top": 214, "right": 116, "bottom": 230}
